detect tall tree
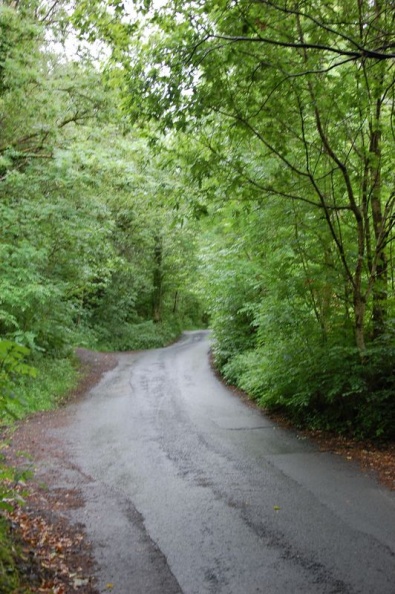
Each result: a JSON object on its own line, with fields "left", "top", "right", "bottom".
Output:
{"left": 121, "top": 0, "right": 395, "bottom": 355}
{"left": 0, "top": 0, "right": 204, "bottom": 355}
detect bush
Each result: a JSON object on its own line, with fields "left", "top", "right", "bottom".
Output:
{"left": 0, "top": 341, "right": 36, "bottom": 423}
{"left": 216, "top": 334, "right": 395, "bottom": 441}
{"left": 94, "top": 318, "right": 184, "bottom": 351}
{"left": 3, "top": 356, "right": 79, "bottom": 422}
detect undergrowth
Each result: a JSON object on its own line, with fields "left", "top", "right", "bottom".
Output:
{"left": 2, "top": 356, "right": 79, "bottom": 423}
{"left": 94, "top": 317, "right": 188, "bottom": 351}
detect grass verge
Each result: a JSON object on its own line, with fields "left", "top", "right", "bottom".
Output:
{"left": 3, "top": 356, "right": 80, "bottom": 422}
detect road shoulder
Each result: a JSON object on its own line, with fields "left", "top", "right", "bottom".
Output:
{"left": 4, "top": 349, "right": 118, "bottom": 594}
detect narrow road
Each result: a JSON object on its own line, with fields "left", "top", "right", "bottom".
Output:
{"left": 57, "top": 331, "right": 394, "bottom": 594}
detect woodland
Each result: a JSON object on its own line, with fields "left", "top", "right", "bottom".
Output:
{"left": 1, "top": 0, "right": 395, "bottom": 588}
{"left": 1, "top": 0, "right": 395, "bottom": 488}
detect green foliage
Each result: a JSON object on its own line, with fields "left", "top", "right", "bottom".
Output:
{"left": 202, "top": 248, "right": 259, "bottom": 369}
{"left": 96, "top": 319, "right": 178, "bottom": 351}
{"left": 3, "top": 356, "right": 79, "bottom": 422}
{"left": 1, "top": 116, "right": 205, "bottom": 356}
{"left": 199, "top": 190, "right": 395, "bottom": 439}
{"left": 0, "top": 4, "right": 41, "bottom": 95}
{"left": 0, "top": 341, "right": 36, "bottom": 422}
{"left": 215, "top": 287, "right": 395, "bottom": 439}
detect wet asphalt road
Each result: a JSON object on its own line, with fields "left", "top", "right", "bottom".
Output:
{"left": 60, "top": 331, "right": 394, "bottom": 594}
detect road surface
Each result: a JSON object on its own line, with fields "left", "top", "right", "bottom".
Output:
{"left": 52, "top": 331, "right": 394, "bottom": 594}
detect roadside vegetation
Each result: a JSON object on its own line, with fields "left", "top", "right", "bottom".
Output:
{"left": 1, "top": 0, "right": 395, "bottom": 590}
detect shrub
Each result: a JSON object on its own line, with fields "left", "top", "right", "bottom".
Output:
{"left": 217, "top": 335, "right": 395, "bottom": 440}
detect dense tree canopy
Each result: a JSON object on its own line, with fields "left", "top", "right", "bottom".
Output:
{"left": 0, "top": 0, "right": 204, "bottom": 355}
{"left": 126, "top": 0, "right": 395, "bottom": 347}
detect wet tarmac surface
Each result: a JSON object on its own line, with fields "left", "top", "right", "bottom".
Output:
{"left": 51, "top": 331, "right": 395, "bottom": 594}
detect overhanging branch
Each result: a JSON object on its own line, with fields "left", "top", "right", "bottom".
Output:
{"left": 210, "top": 33, "right": 395, "bottom": 61}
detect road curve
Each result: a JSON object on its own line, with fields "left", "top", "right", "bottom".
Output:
{"left": 60, "top": 331, "right": 394, "bottom": 594}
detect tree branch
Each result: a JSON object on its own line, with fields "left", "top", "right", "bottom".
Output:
{"left": 210, "top": 33, "right": 395, "bottom": 61}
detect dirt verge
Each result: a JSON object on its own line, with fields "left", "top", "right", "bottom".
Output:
{"left": 3, "top": 349, "right": 118, "bottom": 594}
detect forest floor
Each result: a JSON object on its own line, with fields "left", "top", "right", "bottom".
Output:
{"left": 2, "top": 348, "right": 395, "bottom": 593}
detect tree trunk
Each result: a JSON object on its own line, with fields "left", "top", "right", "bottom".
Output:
{"left": 152, "top": 235, "right": 163, "bottom": 323}
{"left": 172, "top": 290, "right": 179, "bottom": 314}
{"left": 370, "top": 125, "right": 388, "bottom": 339}
{"left": 354, "top": 292, "right": 366, "bottom": 354}
{"left": 369, "top": 3, "right": 388, "bottom": 339}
